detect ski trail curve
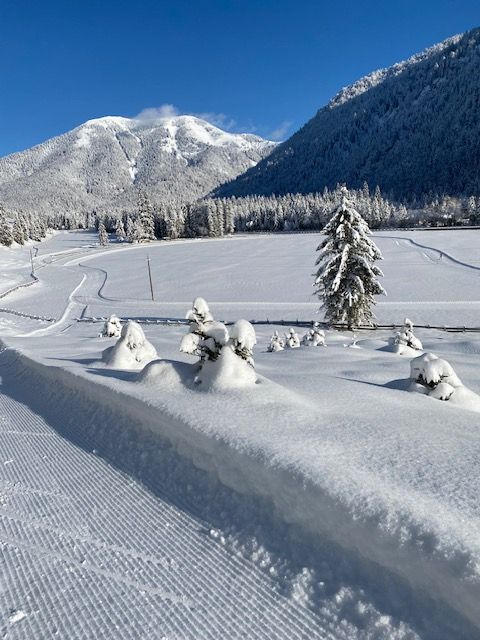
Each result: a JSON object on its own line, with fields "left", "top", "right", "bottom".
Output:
{"left": 374, "top": 234, "right": 480, "bottom": 272}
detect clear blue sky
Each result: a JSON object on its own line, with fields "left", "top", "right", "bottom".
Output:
{"left": 0, "top": 0, "right": 478, "bottom": 156}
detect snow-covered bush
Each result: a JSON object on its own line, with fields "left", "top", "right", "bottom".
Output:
{"left": 101, "top": 314, "right": 122, "bottom": 338}
{"left": 103, "top": 321, "right": 157, "bottom": 369}
{"left": 391, "top": 317, "right": 422, "bottom": 355}
{"left": 301, "top": 322, "right": 326, "bottom": 347}
{"left": 285, "top": 327, "right": 300, "bottom": 349}
{"left": 180, "top": 298, "right": 256, "bottom": 388}
{"left": 267, "top": 330, "right": 285, "bottom": 352}
{"left": 180, "top": 297, "right": 218, "bottom": 360}
{"left": 409, "top": 352, "right": 462, "bottom": 401}
{"left": 230, "top": 319, "right": 256, "bottom": 366}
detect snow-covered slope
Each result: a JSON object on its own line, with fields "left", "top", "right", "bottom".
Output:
{"left": 1, "top": 230, "right": 480, "bottom": 638}
{"left": 215, "top": 27, "right": 480, "bottom": 199}
{"left": 0, "top": 115, "right": 275, "bottom": 215}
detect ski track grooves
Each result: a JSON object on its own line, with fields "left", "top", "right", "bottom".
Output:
{"left": 0, "top": 357, "right": 331, "bottom": 640}
{"left": 375, "top": 234, "right": 480, "bottom": 272}
{"left": 1, "top": 346, "right": 479, "bottom": 639}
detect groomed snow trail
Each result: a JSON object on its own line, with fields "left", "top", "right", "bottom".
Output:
{"left": 0, "top": 378, "right": 332, "bottom": 640}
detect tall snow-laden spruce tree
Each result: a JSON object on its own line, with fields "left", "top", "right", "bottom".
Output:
{"left": 314, "top": 188, "right": 386, "bottom": 329}
{"left": 115, "top": 217, "right": 126, "bottom": 241}
{"left": 98, "top": 222, "right": 109, "bottom": 246}
{"left": 0, "top": 206, "right": 13, "bottom": 247}
{"left": 138, "top": 192, "right": 155, "bottom": 242}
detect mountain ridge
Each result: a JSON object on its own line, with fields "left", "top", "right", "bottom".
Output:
{"left": 0, "top": 115, "right": 276, "bottom": 216}
{"left": 214, "top": 28, "right": 480, "bottom": 200}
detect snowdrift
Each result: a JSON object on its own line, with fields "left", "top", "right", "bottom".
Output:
{"left": 102, "top": 321, "right": 157, "bottom": 369}
{"left": 1, "top": 342, "right": 480, "bottom": 634}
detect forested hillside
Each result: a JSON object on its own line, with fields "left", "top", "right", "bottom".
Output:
{"left": 215, "top": 28, "right": 480, "bottom": 200}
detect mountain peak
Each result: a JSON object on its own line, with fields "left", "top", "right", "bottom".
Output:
{"left": 0, "top": 112, "right": 276, "bottom": 215}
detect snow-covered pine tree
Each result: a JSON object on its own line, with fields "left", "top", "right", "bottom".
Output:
{"left": 267, "top": 330, "right": 285, "bottom": 352}
{"left": 137, "top": 192, "right": 155, "bottom": 242}
{"left": 98, "top": 222, "right": 109, "bottom": 246}
{"left": 314, "top": 188, "right": 386, "bottom": 329}
{"left": 126, "top": 216, "right": 135, "bottom": 242}
{"left": 12, "top": 215, "right": 25, "bottom": 245}
{"left": 29, "top": 219, "right": 42, "bottom": 242}
{"left": 285, "top": 327, "right": 300, "bottom": 349}
{"left": 115, "top": 218, "right": 126, "bottom": 241}
{"left": 0, "top": 207, "right": 13, "bottom": 247}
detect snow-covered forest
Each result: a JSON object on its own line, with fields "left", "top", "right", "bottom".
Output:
{"left": 216, "top": 28, "right": 480, "bottom": 200}
{"left": 3, "top": 185, "right": 479, "bottom": 248}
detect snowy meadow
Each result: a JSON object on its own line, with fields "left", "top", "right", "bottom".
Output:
{"left": 0, "top": 228, "right": 479, "bottom": 639}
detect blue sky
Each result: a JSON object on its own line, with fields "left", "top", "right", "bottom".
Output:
{"left": 0, "top": 0, "right": 478, "bottom": 156}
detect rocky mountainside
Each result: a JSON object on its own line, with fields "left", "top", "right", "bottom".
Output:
{"left": 215, "top": 28, "right": 480, "bottom": 201}
{"left": 0, "top": 115, "right": 275, "bottom": 215}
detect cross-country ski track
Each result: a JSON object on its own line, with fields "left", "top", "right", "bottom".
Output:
{"left": 1, "top": 229, "right": 480, "bottom": 639}
{"left": 0, "top": 369, "right": 330, "bottom": 640}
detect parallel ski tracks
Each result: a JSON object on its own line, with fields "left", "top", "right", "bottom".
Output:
{"left": 0, "top": 385, "right": 335, "bottom": 639}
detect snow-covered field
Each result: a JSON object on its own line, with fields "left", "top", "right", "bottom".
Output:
{"left": 0, "top": 229, "right": 479, "bottom": 639}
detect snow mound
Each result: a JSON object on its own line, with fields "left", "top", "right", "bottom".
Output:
{"left": 103, "top": 321, "right": 157, "bottom": 369}
{"left": 180, "top": 299, "right": 257, "bottom": 389}
{"left": 410, "top": 352, "right": 462, "bottom": 388}
{"left": 301, "top": 323, "right": 326, "bottom": 347}
{"left": 267, "top": 330, "right": 285, "bottom": 352}
{"left": 230, "top": 319, "right": 257, "bottom": 366}
{"left": 101, "top": 314, "right": 122, "bottom": 338}
{"left": 389, "top": 318, "right": 423, "bottom": 355}
{"left": 409, "top": 352, "right": 480, "bottom": 411}
{"left": 186, "top": 296, "right": 214, "bottom": 326}
{"left": 139, "top": 359, "right": 193, "bottom": 390}
{"left": 195, "top": 342, "right": 257, "bottom": 390}
{"left": 285, "top": 327, "right": 300, "bottom": 349}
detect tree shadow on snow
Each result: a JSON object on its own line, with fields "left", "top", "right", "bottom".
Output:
{"left": 86, "top": 367, "right": 138, "bottom": 383}
{"left": 47, "top": 356, "right": 100, "bottom": 366}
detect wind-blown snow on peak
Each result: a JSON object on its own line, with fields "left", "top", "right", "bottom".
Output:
{"left": 0, "top": 114, "right": 276, "bottom": 216}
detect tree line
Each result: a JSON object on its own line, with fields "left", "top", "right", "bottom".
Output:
{"left": 2, "top": 185, "right": 480, "bottom": 248}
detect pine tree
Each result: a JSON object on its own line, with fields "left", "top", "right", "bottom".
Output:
{"left": 129, "top": 218, "right": 144, "bottom": 243}
{"left": 0, "top": 206, "right": 13, "bottom": 247}
{"left": 98, "top": 222, "right": 109, "bottom": 246}
{"left": 137, "top": 193, "right": 155, "bottom": 242}
{"left": 115, "top": 217, "right": 126, "bottom": 241}
{"left": 314, "top": 188, "right": 386, "bottom": 329}
{"left": 126, "top": 216, "right": 135, "bottom": 242}
{"left": 12, "top": 214, "right": 25, "bottom": 245}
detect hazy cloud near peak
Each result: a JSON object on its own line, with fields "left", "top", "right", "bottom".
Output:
{"left": 268, "top": 120, "right": 293, "bottom": 141}
{"left": 134, "top": 104, "right": 236, "bottom": 130}
{"left": 135, "top": 104, "right": 180, "bottom": 120}
{"left": 134, "top": 104, "right": 290, "bottom": 141}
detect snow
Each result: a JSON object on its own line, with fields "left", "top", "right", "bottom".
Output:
{"left": 0, "top": 229, "right": 480, "bottom": 638}
{"left": 285, "top": 327, "right": 301, "bottom": 348}
{"left": 230, "top": 318, "right": 257, "bottom": 351}
{"left": 75, "top": 127, "right": 92, "bottom": 148}
{"left": 408, "top": 352, "right": 480, "bottom": 410}
{"left": 103, "top": 320, "right": 157, "bottom": 369}
{"left": 101, "top": 313, "right": 122, "bottom": 338}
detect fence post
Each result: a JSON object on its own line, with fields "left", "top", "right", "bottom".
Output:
{"left": 147, "top": 256, "right": 155, "bottom": 302}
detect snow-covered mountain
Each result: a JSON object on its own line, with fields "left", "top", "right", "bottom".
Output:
{"left": 215, "top": 28, "right": 480, "bottom": 200}
{"left": 0, "top": 115, "right": 276, "bottom": 215}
